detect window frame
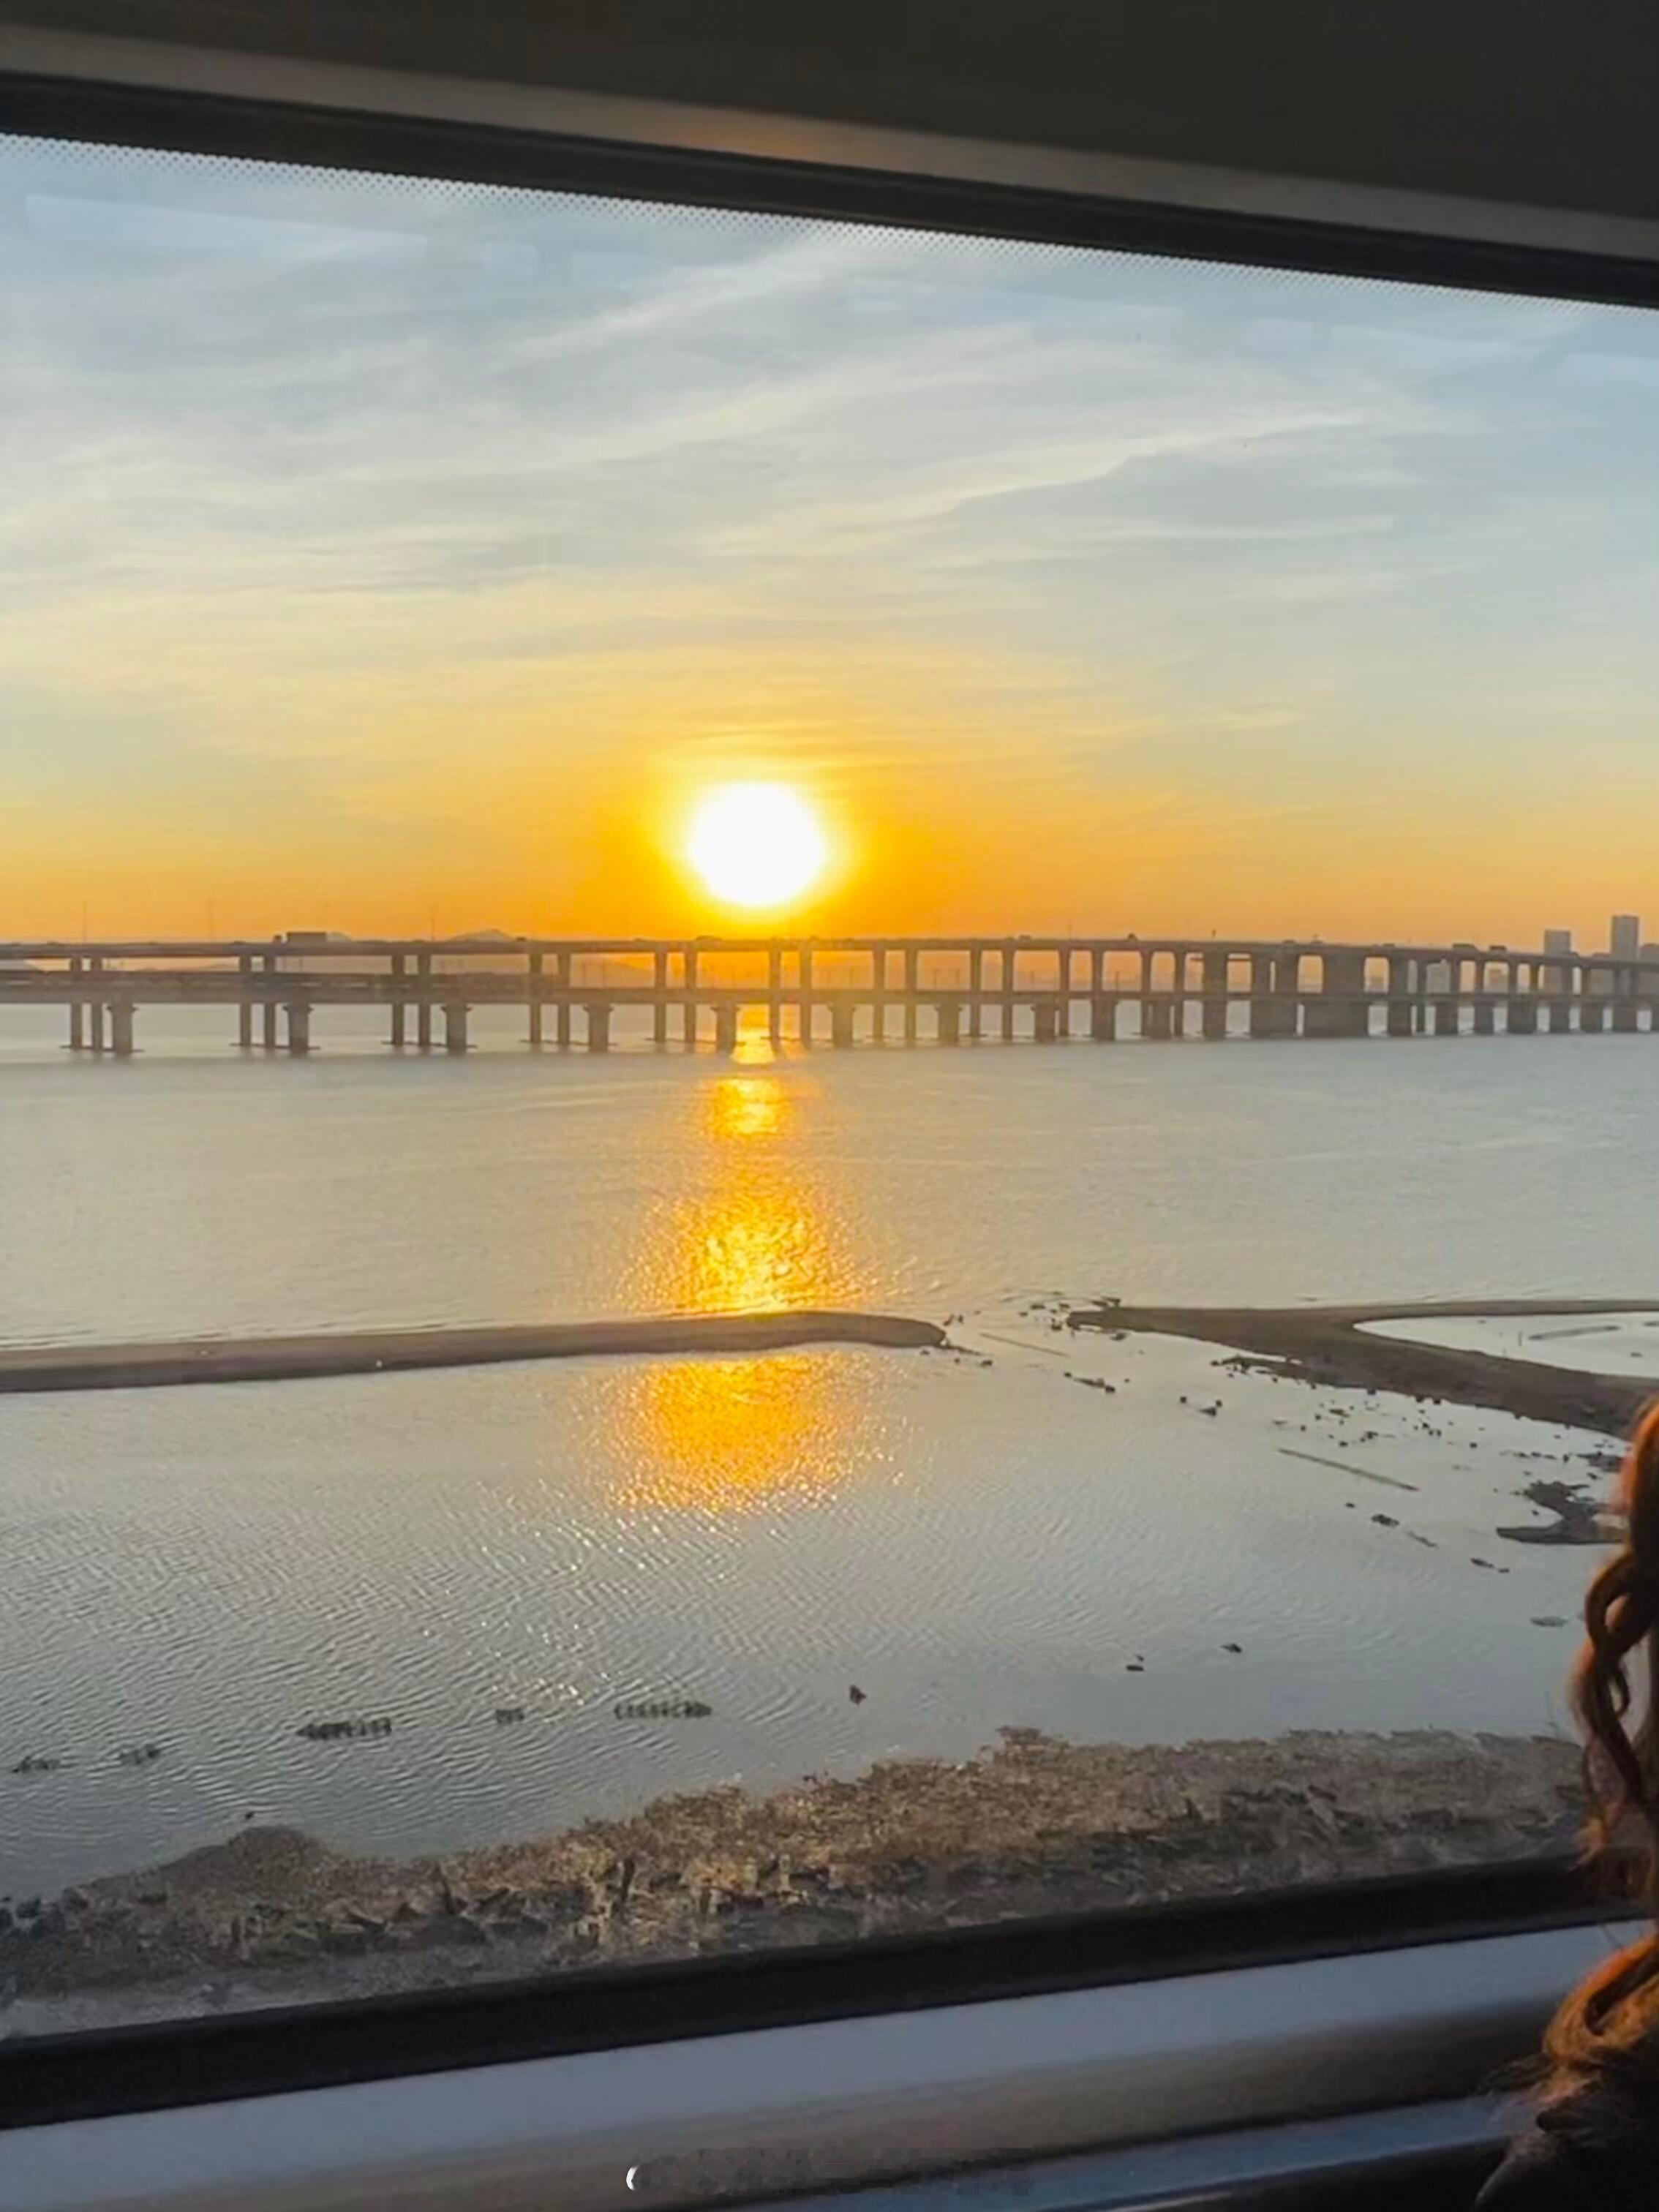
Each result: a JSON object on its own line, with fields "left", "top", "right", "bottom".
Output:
{"left": 0, "top": 50, "right": 1652, "bottom": 2142}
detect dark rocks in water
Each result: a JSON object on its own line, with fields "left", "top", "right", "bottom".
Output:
{"left": 1221, "top": 1643, "right": 1244, "bottom": 1655}
{"left": 614, "top": 1699, "right": 713, "bottom": 1721}
{"left": 1470, "top": 1557, "right": 1511, "bottom": 1574}
{"left": 298, "top": 1717, "right": 392, "bottom": 1742}
{"left": 9, "top": 1754, "right": 64, "bottom": 1776}
{"left": 849, "top": 1685, "right": 867, "bottom": 1704}
{"left": 1064, "top": 1373, "right": 1116, "bottom": 1393}
{"left": 1125, "top": 1662, "right": 1145, "bottom": 1674}
{"left": 116, "top": 1743, "right": 163, "bottom": 1767}
{"left": 1372, "top": 1514, "right": 1399, "bottom": 1529}
{"left": 1531, "top": 1615, "right": 1570, "bottom": 1628}
{"left": 1498, "top": 1478, "right": 1621, "bottom": 1548}
{"left": 493, "top": 1707, "right": 526, "bottom": 1726}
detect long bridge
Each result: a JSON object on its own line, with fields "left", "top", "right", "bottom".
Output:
{"left": 0, "top": 935, "right": 1654, "bottom": 1058}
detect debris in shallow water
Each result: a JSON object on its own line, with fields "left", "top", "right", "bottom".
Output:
{"left": 116, "top": 1744, "right": 163, "bottom": 1767}
{"left": 493, "top": 1707, "right": 525, "bottom": 1726}
{"left": 9, "top": 1754, "right": 64, "bottom": 1776}
{"left": 1531, "top": 1615, "right": 1569, "bottom": 1628}
{"left": 298, "top": 1717, "right": 392, "bottom": 1742}
{"left": 1372, "top": 1514, "right": 1399, "bottom": 1528}
{"left": 849, "top": 1685, "right": 867, "bottom": 1704}
{"left": 1221, "top": 1643, "right": 1243, "bottom": 1655}
{"left": 1470, "top": 1558, "right": 1510, "bottom": 1574}
{"left": 614, "top": 1700, "right": 712, "bottom": 1720}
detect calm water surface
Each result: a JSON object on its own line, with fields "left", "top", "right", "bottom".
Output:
{"left": 1, "top": 1013, "right": 1652, "bottom": 1891}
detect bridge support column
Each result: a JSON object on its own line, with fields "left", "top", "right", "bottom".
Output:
{"left": 653, "top": 952, "right": 669, "bottom": 1046}
{"left": 1250, "top": 955, "right": 1299, "bottom": 1038}
{"left": 527, "top": 998, "right": 543, "bottom": 1049}
{"left": 799, "top": 947, "right": 814, "bottom": 1045}
{"left": 1054, "top": 948, "right": 1072, "bottom": 1037}
{"left": 937, "top": 997, "right": 963, "bottom": 1045}
{"left": 69, "top": 1001, "right": 85, "bottom": 1051}
{"left": 769, "top": 947, "right": 784, "bottom": 1045}
{"left": 969, "top": 947, "right": 984, "bottom": 1038}
{"left": 1001, "top": 943, "right": 1017, "bottom": 1040}
{"left": 416, "top": 952, "right": 432, "bottom": 1051}
{"left": 529, "top": 952, "right": 545, "bottom": 1047}
{"left": 831, "top": 1001, "right": 856, "bottom": 1048}
{"left": 1201, "top": 949, "right": 1230, "bottom": 1039}
{"left": 388, "top": 955, "right": 406, "bottom": 1047}
{"left": 1431, "top": 998, "right": 1461, "bottom": 1037}
{"left": 1142, "top": 996, "right": 1174, "bottom": 1040}
{"left": 107, "top": 1001, "right": 133, "bottom": 1058}
{"left": 263, "top": 1001, "right": 279, "bottom": 1052}
{"left": 1614, "top": 1001, "right": 1640, "bottom": 1034}
{"left": 1581, "top": 1001, "right": 1606, "bottom": 1034}
{"left": 87, "top": 1001, "right": 106, "bottom": 1054}
{"left": 1508, "top": 996, "right": 1539, "bottom": 1034}
{"left": 1028, "top": 999, "right": 1055, "bottom": 1043}
{"left": 1306, "top": 951, "right": 1368, "bottom": 1039}
{"left": 236, "top": 958, "right": 253, "bottom": 1049}
{"left": 285, "top": 1001, "right": 312, "bottom": 1056}
{"left": 904, "top": 949, "right": 919, "bottom": 1044}
{"left": 587, "top": 1001, "right": 612, "bottom": 1053}
{"left": 682, "top": 948, "right": 699, "bottom": 1045}
{"left": 557, "top": 952, "right": 572, "bottom": 1048}
{"left": 443, "top": 1002, "right": 469, "bottom": 1054}
{"left": 1472, "top": 1001, "right": 1496, "bottom": 1034}
{"left": 715, "top": 1003, "right": 739, "bottom": 1053}
{"left": 1091, "top": 994, "right": 1118, "bottom": 1041}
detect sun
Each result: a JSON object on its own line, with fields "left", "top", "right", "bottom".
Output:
{"left": 687, "top": 783, "right": 829, "bottom": 910}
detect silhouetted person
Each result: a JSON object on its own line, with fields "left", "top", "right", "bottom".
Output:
{"left": 1479, "top": 1405, "right": 1659, "bottom": 2208}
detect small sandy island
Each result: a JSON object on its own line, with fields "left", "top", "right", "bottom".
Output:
{"left": 1069, "top": 1298, "right": 1659, "bottom": 1441}
{"left": 0, "top": 1310, "right": 945, "bottom": 1396}
{"left": 0, "top": 1728, "right": 1583, "bottom": 2032}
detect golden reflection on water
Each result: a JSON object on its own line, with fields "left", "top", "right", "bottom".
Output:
{"left": 609, "top": 1035, "right": 878, "bottom": 1515}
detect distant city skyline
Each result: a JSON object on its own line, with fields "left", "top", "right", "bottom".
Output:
{"left": 7, "top": 140, "right": 1659, "bottom": 946}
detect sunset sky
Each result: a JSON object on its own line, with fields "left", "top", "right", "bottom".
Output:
{"left": 4, "top": 135, "right": 1659, "bottom": 947}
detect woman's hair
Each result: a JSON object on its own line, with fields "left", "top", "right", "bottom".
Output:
{"left": 1541, "top": 1399, "right": 1659, "bottom": 2089}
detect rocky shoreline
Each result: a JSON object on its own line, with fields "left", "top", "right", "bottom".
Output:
{"left": 0, "top": 1727, "right": 1584, "bottom": 2033}
{"left": 1069, "top": 1298, "right": 1659, "bottom": 1440}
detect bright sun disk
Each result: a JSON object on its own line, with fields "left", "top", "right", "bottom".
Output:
{"left": 688, "top": 783, "right": 828, "bottom": 909}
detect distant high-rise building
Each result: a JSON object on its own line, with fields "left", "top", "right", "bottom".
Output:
{"left": 1611, "top": 914, "right": 1641, "bottom": 960}
{"left": 1543, "top": 928, "right": 1572, "bottom": 955}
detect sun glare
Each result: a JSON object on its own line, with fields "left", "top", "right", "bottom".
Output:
{"left": 687, "top": 783, "right": 828, "bottom": 910}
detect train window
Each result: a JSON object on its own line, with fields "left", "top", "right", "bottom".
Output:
{"left": 0, "top": 117, "right": 1650, "bottom": 2097}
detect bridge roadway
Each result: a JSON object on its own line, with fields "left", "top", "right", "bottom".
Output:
{"left": 0, "top": 936, "right": 1654, "bottom": 1057}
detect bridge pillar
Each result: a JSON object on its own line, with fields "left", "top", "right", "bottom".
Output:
{"left": 1508, "top": 996, "right": 1539, "bottom": 1035}
{"left": 1142, "top": 996, "right": 1174, "bottom": 1041}
{"left": 770, "top": 946, "right": 785, "bottom": 1044}
{"left": 527, "top": 996, "right": 543, "bottom": 1050}
{"left": 682, "top": 947, "right": 699, "bottom": 1045}
{"left": 653, "top": 951, "right": 669, "bottom": 1046}
{"left": 1001, "top": 942, "right": 1017, "bottom": 1040}
{"left": 715, "top": 1003, "right": 739, "bottom": 1053}
{"left": 936, "top": 997, "right": 963, "bottom": 1045}
{"left": 557, "top": 951, "right": 572, "bottom": 1048}
{"left": 527, "top": 952, "right": 544, "bottom": 1047}
{"left": 1306, "top": 951, "right": 1368, "bottom": 1039}
{"left": 1201, "top": 949, "right": 1230, "bottom": 1039}
{"left": 827, "top": 1000, "right": 853, "bottom": 1048}
{"left": 1091, "top": 993, "right": 1118, "bottom": 1041}
{"left": 389, "top": 955, "right": 407, "bottom": 1047}
{"left": 968, "top": 947, "right": 984, "bottom": 1038}
{"left": 285, "top": 1001, "right": 312, "bottom": 1056}
{"left": 1431, "top": 998, "right": 1460, "bottom": 1037}
{"left": 109, "top": 1001, "right": 135, "bottom": 1058}
{"left": 69, "top": 1000, "right": 85, "bottom": 1051}
{"left": 1054, "top": 947, "right": 1072, "bottom": 1037}
{"left": 1031, "top": 998, "right": 1058, "bottom": 1043}
{"left": 587, "top": 1001, "right": 612, "bottom": 1052}
{"left": 1249, "top": 954, "right": 1298, "bottom": 1038}
{"left": 415, "top": 952, "right": 432, "bottom": 1051}
{"left": 799, "top": 947, "right": 814, "bottom": 1045}
{"left": 87, "top": 1000, "right": 107, "bottom": 1054}
{"left": 1614, "top": 998, "right": 1640, "bottom": 1034}
{"left": 443, "top": 1002, "right": 469, "bottom": 1054}
{"left": 1384, "top": 958, "right": 1412, "bottom": 1038}
{"left": 904, "top": 948, "right": 919, "bottom": 1043}
{"left": 1472, "top": 1000, "right": 1496, "bottom": 1034}
{"left": 1580, "top": 1001, "right": 1606, "bottom": 1033}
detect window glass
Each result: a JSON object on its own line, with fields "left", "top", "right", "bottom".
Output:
{"left": 1, "top": 134, "right": 1649, "bottom": 2034}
